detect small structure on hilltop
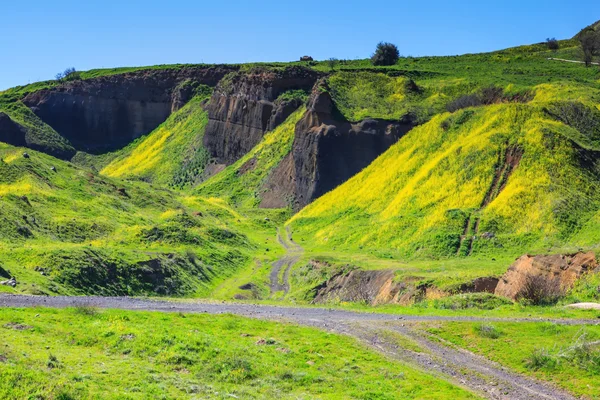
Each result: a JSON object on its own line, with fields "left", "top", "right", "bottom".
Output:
{"left": 300, "top": 55, "right": 313, "bottom": 62}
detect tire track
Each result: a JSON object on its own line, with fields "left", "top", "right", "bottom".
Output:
{"left": 269, "top": 227, "right": 303, "bottom": 297}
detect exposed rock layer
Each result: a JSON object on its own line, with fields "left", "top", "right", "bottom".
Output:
{"left": 495, "top": 252, "right": 598, "bottom": 300}
{"left": 22, "top": 67, "right": 235, "bottom": 155}
{"left": 291, "top": 85, "right": 414, "bottom": 209}
{"left": 0, "top": 112, "right": 26, "bottom": 147}
{"left": 203, "top": 66, "right": 320, "bottom": 165}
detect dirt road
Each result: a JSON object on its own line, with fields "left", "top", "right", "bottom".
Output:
{"left": 2, "top": 293, "right": 598, "bottom": 399}
{"left": 269, "top": 227, "right": 303, "bottom": 297}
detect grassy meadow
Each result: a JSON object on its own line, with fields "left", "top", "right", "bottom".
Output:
{"left": 0, "top": 307, "right": 478, "bottom": 400}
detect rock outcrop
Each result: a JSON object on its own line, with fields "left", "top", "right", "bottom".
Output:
{"left": 495, "top": 252, "right": 598, "bottom": 300}
{"left": 314, "top": 269, "right": 403, "bottom": 305}
{"left": 292, "top": 82, "right": 414, "bottom": 209}
{"left": 22, "top": 67, "right": 235, "bottom": 154}
{"left": 0, "top": 112, "right": 27, "bottom": 147}
{"left": 203, "top": 66, "right": 320, "bottom": 165}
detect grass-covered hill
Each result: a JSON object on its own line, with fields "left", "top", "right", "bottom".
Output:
{"left": 0, "top": 141, "right": 283, "bottom": 297}
{"left": 1, "top": 30, "right": 600, "bottom": 299}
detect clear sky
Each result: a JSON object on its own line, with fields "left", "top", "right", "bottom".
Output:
{"left": 1, "top": 0, "right": 598, "bottom": 90}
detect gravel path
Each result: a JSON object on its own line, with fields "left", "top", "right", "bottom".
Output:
{"left": 269, "top": 227, "right": 303, "bottom": 297}
{"left": 547, "top": 57, "right": 600, "bottom": 66}
{"left": 1, "top": 293, "right": 597, "bottom": 399}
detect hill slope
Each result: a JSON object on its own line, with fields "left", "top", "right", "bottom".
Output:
{"left": 0, "top": 142, "right": 279, "bottom": 297}
{"left": 289, "top": 82, "right": 600, "bottom": 260}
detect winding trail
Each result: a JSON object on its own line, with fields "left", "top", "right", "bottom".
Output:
{"left": 1, "top": 294, "right": 598, "bottom": 399}
{"left": 269, "top": 227, "right": 303, "bottom": 297}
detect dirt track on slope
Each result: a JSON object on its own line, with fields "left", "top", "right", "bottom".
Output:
{"left": 2, "top": 293, "right": 598, "bottom": 399}
{"left": 269, "top": 227, "right": 303, "bottom": 297}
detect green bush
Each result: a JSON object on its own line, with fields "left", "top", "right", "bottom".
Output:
{"left": 371, "top": 42, "right": 400, "bottom": 66}
{"left": 434, "top": 293, "right": 512, "bottom": 310}
{"left": 474, "top": 323, "right": 502, "bottom": 339}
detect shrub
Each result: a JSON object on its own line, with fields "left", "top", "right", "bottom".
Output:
{"left": 371, "top": 42, "right": 400, "bottom": 66}
{"left": 474, "top": 323, "right": 502, "bottom": 339}
{"left": 446, "top": 94, "right": 481, "bottom": 112}
{"left": 544, "top": 101, "right": 600, "bottom": 149}
{"left": 434, "top": 293, "right": 512, "bottom": 310}
{"left": 74, "top": 306, "right": 100, "bottom": 316}
{"left": 526, "top": 348, "right": 557, "bottom": 370}
{"left": 578, "top": 29, "right": 600, "bottom": 66}
{"left": 546, "top": 38, "right": 559, "bottom": 51}
{"left": 327, "top": 57, "right": 339, "bottom": 71}
{"left": 55, "top": 67, "right": 79, "bottom": 82}
{"left": 517, "top": 274, "right": 564, "bottom": 306}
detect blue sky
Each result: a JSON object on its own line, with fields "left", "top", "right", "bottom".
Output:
{"left": 1, "top": 0, "right": 598, "bottom": 90}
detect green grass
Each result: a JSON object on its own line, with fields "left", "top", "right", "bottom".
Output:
{"left": 424, "top": 321, "right": 600, "bottom": 398}
{"left": 100, "top": 94, "right": 212, "bottom": 187}
{"left": 196, "top": 107, "right": 304, "bottom": 208}
{"left": 0, "top": 141, "right": 283, "bottom": 297}
{"left": 0, "top": 307, "right": 478, "bottom": 399}
{"left": 289, "top": 94, "right": 600, "bottom": 261}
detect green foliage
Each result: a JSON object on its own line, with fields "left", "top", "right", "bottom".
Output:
{"left": 434, "top": 293, "right": 512, "bottom": 310}
{"left": 371, "top": 42, "right": 400, "bottom": 66}
{"left": 474, "top": 323, "right": 502, "bottom": 339}
{"left": 275, "top": 89, "right": 309, "bottom": 104}
{"left": 430, "top": 322, "right": 600, "bottom": 398}
{"left": 0, "top": 307, "right": 476, "bottom": 399}
{"left": 100, "top": 94, "right": 212, "bottom": 187}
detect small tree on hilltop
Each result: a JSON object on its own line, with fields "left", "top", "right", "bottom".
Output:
{"left": 371, "top": 42, "right": 400, "bottom": 66}
{"left": 327, "top": 57, "right": 339, "bottom": 72}
{"left": 55, "top": 67, "right": 78, "bottom": 81}
{"left": 545, "top": 37, "right": 559, "bottom": 51}
{"left": 579, "top": 29, "right": 600, "bottom": 66}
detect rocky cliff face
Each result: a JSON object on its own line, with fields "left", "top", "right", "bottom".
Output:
{"left": 22, "top": 67, "right": 234, "bottom": 154}
{"left": 203, "top": 66, "right": 320, "bottom": 165}
{"left": 0, "top": 112, "right": 26, "bottom": 147}
{"left": 495, "top": 252, "right": 598, "bottom": 300}
{"left": 290, "top": 83, "right": 414, "bottom": 209}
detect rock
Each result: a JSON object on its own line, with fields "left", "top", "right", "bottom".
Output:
{"left": 292, "top": 80, "right": 414, "bottom": 210}
{"left": 0, "top": 277, "right": 17, "bottom": 287}
{"left": 203, "top": 66, "right": 319, "bottom": 166}
{"left": 22, "top": 152, "right": 30, "bottom": 159}
{"left": 0, "top": 112, "right": 27, "bottom": 147}
{"left": 314, "top": 267, "right": 403, "bottom": 305}
{"left": 50, "top": 166, "right": 56, "bottom": 172}
{"left": 495, "top": 252, "right": 598, "bottom": 300}
{"left": 22, "top": 67, "right": 235, "bottom": 156}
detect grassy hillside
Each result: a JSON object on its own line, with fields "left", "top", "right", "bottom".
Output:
{"left": 99, "top": 93, "right": 212, "bottom": 187}
{"left": 0, "top": 142, "right": 282, "bottom": 297}
{"left": 289, "top": 81, "right": 600, "bottom": 262}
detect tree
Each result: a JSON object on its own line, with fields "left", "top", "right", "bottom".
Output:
{"left": 545, "top": 37, "right": 559, "bottom": 51}
{"left": 579, "top": 29, "right": 600, "bottom": 66}
{"left": 371, "top": 42, "right": 399, "bottom": 66}
{"left": 327, "top": 57, "right": 339, "bottom": 71}
{"left": 55, "top": 67, "right": 77, "bottom": 81}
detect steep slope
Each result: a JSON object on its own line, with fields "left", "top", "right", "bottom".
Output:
{"left": 289, "top": 82, "right": 600, "bottom": 259}
{"left": 196, "top": 107, "right": 305, "bottom": 209}
{"left": 100, "top": 93, "right": 211, "bottom": 187}
{"left": 0, "top": 66, "right": 234, "bottom": 159}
